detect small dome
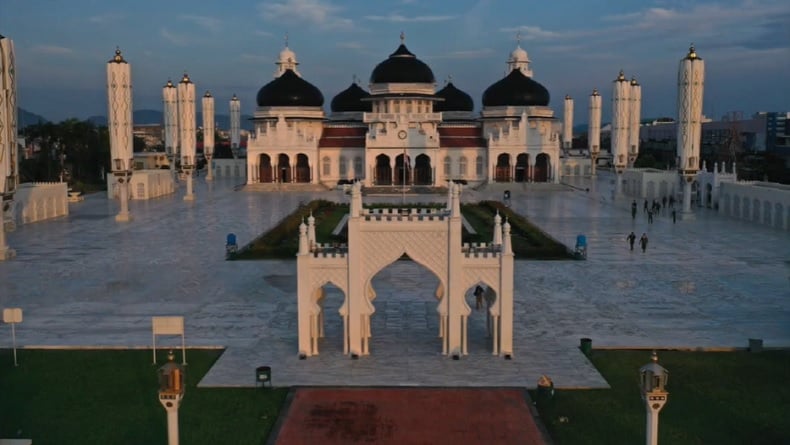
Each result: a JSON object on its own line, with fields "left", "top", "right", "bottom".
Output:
{"left": 256, "top": 69, "right": 324, "bottom": 107}
{"left": 509, "top": 45, "right": 528, "bottom": 62}
{"left": 279, "top": 46, "right": 296, "bottom": 63}
{"left": 370, "top": 44, "right": 435, "bottom": 84}
{"left": 331, "top": 82, "right": 372, "bottom": 112}
{"left": 482, "top": 69, "right": 550, "bottom": 107}
{"left": 434, "top": 82, "right": 473, "bottom": 112}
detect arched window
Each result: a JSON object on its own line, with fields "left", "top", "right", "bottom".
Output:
{"left": 406, "top": 100, "right": 413, "bottom": 113}
{"left": 444, "top": 156, "right": 452, "bottom": 177}
{"left": 476, "top": 155, "right": 484, "bottom": 177}
{"left": 339, "top": 156, "right": 347, "bottom": 177}
{"left": 322, "top": 156, "right": 331, "bottom": 176}
{"left": 459, "top": 156, "right": 468, "bottom": 177}
{"left": 354, "top": 156, "right": 363, "bottom": 179}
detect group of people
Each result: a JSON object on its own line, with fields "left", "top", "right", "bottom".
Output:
{"left": 626, "top": 231, "right": 649, "bottom": 252}
{"left": 633, "top": 198, "right": 677, "bottom": 224}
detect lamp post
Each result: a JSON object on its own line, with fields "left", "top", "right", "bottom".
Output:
{"left": 158, "top": 350, "right": 185, "bottom": 445}
{"left": 640, "top": 351, "right": 669, "bottom": 445}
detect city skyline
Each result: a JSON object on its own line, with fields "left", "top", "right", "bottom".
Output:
{"left": 1, "top": 0, "right": 788, "bottom": 124}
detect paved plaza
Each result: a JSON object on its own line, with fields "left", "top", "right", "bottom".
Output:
{"left": 0, "top": 175, "right": 788, "bottom": 389}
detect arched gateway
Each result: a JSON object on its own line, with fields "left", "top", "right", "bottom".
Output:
{"left": 297, "top": 182, "right": 515, "bottom": 359}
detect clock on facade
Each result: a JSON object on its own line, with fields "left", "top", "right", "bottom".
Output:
{"left": 398, "top": 130, "right": 407, "bottom": 140}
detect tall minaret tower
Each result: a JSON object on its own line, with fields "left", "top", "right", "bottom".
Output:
{"left": 563, "top": 95, "right": 574, "bottom": 151}
{"left": 588, "top": 88, "right": 602, "bottom": 176}
{"left": 677, "top": 45, "right": 705, "bottom": 216}
{"left": 506, "top": 33, "right": 533, "bottom": 77}
{"left": 611, "top": 70, "right": 631, "bottom": 196}
{"left": 202, "top": 91, "right": 215, "bottom": 181}
{"left": 229, "top": 94, "right": 240, "bottom": 158}
{"left": 106, "top": 48, "right": 134, "bottom": 222}
{"left": 628, "top": 77, "right": 642, "bottom": 168}
{"left": 162, "top": 79, "right": 179, "bottom": 184}
{"left": 0, "top": 34, "right": 19, "bottom": 259}
{"left": 177, "top": 73, "right": 196, "bottom": 201}
{"left": 274, "top": 34, "right": 300, "bottom": 78}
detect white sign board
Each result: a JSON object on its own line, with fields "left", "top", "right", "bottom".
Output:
{"left": 3, "top": 308, "right": 22, "bottom": 323}
{"left": 152, "top": 316, "right": 186, "bottom": 364}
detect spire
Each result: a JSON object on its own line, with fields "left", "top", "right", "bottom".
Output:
{"left": 616, "top": 69, "right": 626, "bottom": 81}
{"left": 493, "top": 210, "right": 502, "bottom": 246}
{"left": 516, "top": 31, "right": 521, "bottom": 46}
{"left": 400, "top": 31, "right": 405, "bottom": 43}
{"left": 592, "top": 88, "right": 599, "bottom": 96}
{"left": 686, "top": 43, "right": 699, "bottom": 60}
{"left": 298, "top": 221, "right": 309, "bottom": 254}
{"left": 109, "top": 46, "right": 126, "bottom": 64}
{"left": 284, "top": 32, "right": 289, "bottom": 48}
{"left": 180, "top": 72, "right": 191, "bottom": 84}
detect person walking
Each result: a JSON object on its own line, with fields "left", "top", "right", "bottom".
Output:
{"left": 631, "top": 200, "right": 637, "bottom": 220}
{"left": 672, "top": 209, "right": 677, "bottom": 223}
{"left": 639, "top": 233, "right": 649, "bottom": 252}
{"left": 627, "top": 232, "right": 636, "bottom": 251}
{"left": 647, "top": 209, "right": 653, "bottom": 223}
{"left": 643, "top": 199, "right": 648, "bottom": 213}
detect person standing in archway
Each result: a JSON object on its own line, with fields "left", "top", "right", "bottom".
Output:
{"left": 474, "top": 285, "right": 484, "bottom": 310}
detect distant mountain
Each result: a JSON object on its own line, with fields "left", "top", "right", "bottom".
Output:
{"left": 18, "top": 107, "right": 49, "bottom": 128}
{"left": 87, "top": 109, "right": 253, "bottom": 130}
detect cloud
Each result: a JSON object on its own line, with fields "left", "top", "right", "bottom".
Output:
{"left": 254, "top": 30, "right": 274, "bottom": 37}
{"left": 87, "top": 13, "right": 126, "bottom": 24}
{"left": 31, "top": 45, "right": 73, "bottom": 55}
{"left": 499, "top": 25, "right": 563, "bottom": 41}
{"left": 258, "top": 0, "right": 353, "bottom": 30}
{"left": 363, "top": 14, "right": 457, "bottom": 23}
{"left": 428, "top": 48, "right": 494, "bottom": 59}
{"left": 160, "top": 28, "right": 189, "bottom": 46}
{"left": 178, "top": 14, "right": 222, "bottom": 33}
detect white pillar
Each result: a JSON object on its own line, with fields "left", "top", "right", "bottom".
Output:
{"left": 611, "top": 70, "right": 630, "bottom": 181}
{"left": 677, "top": 45, "right": 705, "bottom": 215}
{"left": 106, "top": 48, "right": 134, "bottom": 222}
{"left": 563, "top": 95, "right": 573, "bottom": 150}
{"left": 588, "top": 89, "right": 601, "bottom": 176}
{"left": 645, "top": 409, "right": 658, "bottom": 445}
{"left": 628, "top": 78, "right": 642, "bottom": 168}
{"left": 163, "top": 79, "right": 179, "bottom": 184}
{"left": 0, "top": 35, "right": 18, "bottom": 259}
{"left": 166, "top": 407, "right": 180, "bottom": 445}
{"left": 230, "top": 94, "right": 241, "bottom": 156}
{"left": 178, "top": 73, "right": 196, "bottom": 201}
{"left": 202, "top": 91, "right": 215, "bottom": 181}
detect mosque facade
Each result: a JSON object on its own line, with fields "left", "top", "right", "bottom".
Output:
{"left": 245, "top": 36, "right": 562, "bottom": 188}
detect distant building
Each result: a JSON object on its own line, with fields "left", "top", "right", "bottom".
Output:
{"left": 133, "top": 123, "right": 164, "bottom": 150}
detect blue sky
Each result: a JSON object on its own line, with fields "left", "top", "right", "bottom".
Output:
{"left": 2, "top": 0, "right": 788, "bottom": 124}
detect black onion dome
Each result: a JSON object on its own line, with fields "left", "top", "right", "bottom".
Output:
{"left": 256, "top": 69, "right": 324, "bottom": 107}
{"left": 434, "top": 82, "right": 473, "bottom": 112}
{"left": 482, "top": 69, "right": 550, "bottom": 107}
{"left": 330, "top": 83, "right": 372, "bottom": 112}
{"left": 370, "top": 44, "right": 435, "bottom": 84}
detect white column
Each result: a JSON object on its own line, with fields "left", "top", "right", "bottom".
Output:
{"left": 612, "top": 70, "right": 630, "bottom": 198}
{"left": 202, "top": 91, "right": 215, "bottom": 181}
{"left": 177, "top": 73, "right": 196, "bottom": 201}
{"left": 0, "top": 35, "right": 18, "bottom": 259}
{"left": 166, "top": 407, "right": 180, "bottom": 445}
{"left": 645, "top": 409, "right": 658, "bottom": 445}
{"left": 106, "top": 48, "right": 134, "bottom": 222}
{"left": 163, "top": 80, "right": 179, "bottom": 184}
{"left": 230, "top": 94, "right": 240, "bottom": 156}
{"left": 588, "top": 89, "right": 601, "bottom": 176}
{"left": 563, "top": 95, "right": 573, "bottom": 150}
{"left": 677, "top": 45, "right": 705, "bottom": 215}
{"left": 629, "top": 78, "right": 642, "bottom": 168}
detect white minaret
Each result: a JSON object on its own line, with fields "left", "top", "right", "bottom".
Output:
{"left": 229, "top": 94, "right": 240, "bottom": 157}
{"left": 506, "top": 33, "right": 533, "bottom": 77}
{"left": 677, "top": 45, "right": 705, "bottom": 216}
{"left": 177, "top": 73, "right": 196, "bottom": 201}
{"left": 275, "top": 35, "right": 300, "bottom": 78}
{"left": 106, "top": 47, "right": 134, "bottom": 222}
{"left": 628, "top": 77, "right": 642, "bottom": 168}
{"left": 611, "top": 70, "right": 631, "bottom": 197}
{"left": 563, "top": 94, "right": 574, "bottom": 150}
{"left": 588, "top": 88, "right": 602, "bottom": 176}
{"left": 163, "top": 79, "right": 179, "bottom": 184}
{"left": 0, "top": 34, "right": 18, "bottom": 259}
{"left": 201, "top": 91, "right": 215, "bottom": 181}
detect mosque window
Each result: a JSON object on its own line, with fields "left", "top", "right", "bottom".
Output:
{"left": 476, "top": 156, "right": 484, "bottom": 176}
{"left": 394, "top": 101, "right": 400, "bottom": 113}
{"left": 322, "top": 156, "right": 331, "bottom": 176}
{"left": 406, "top": 100, "right": 413, "bottom": 113}
{"left": 459, "top": 156, "right": 468, "bottom": 177}
{"left": 354, "top": 156, "right": 363, "bottom": 177}
{"left": 339, "top": 156, "right": 347, "bottom": 176}
{"left": 444, "top": 156, "right": 452, "bottom": 177}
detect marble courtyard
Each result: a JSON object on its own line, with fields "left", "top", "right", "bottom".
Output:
{"left": 0, "top": 175, "right": 788, "bottom": 389}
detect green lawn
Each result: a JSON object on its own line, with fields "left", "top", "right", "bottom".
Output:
{"left": 530, "top": 349, "right": 790, "bottom": 445}
{"left": 0, "top": 349, "right": 287, "bottom": 445}
{"left": 230, "top": 199, "right": 573, "bottom": 260}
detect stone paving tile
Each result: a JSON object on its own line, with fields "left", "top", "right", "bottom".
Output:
{"left": 1, "top": 175, "right": 788, "bottom": 390}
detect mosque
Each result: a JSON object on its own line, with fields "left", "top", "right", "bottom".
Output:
{"left": 245, "top": 35, "right": 563, "bottom": 188}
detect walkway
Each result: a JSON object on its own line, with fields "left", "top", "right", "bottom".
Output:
{"left": 0, "top": 175, "right": 787, "bottom": 390}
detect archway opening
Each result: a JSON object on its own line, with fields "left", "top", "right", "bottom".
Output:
{"left": 515, "top": 154, "right": 528, "bottom": 182}
{"left": 295, "top": 153, "right": 310, "bottom": 183}
{"left": 465, "top": 283, "right": 498, "bottom": 354}
{"left": 259, "top": 154, "right": 273, "bottom": 183}
{"left": 495, "top": 153, "right": 511, "bottom": 182}
{"left": 315, "top": 282, "right": 346, "bottom": 355}
{"left": 395, "top": 153, "right": 411, "bottom": 186}
{"left": 375, "top": 154, "right": 392, "bottom": 185}
{"left": 367, "top": 256, "right": 443, "bottom": 355}
{"left": 277, "top": 153, "right": 291, "bottom": 183}
{"left": 534, "top": 153, "right": 550, "bottom": 182}
{"left": 414, "top": 154, "right": 432, "bottom": 185}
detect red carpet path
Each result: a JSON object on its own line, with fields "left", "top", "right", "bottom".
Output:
{"left": 271, "top": 387, "right": 550, "bottom": 445}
